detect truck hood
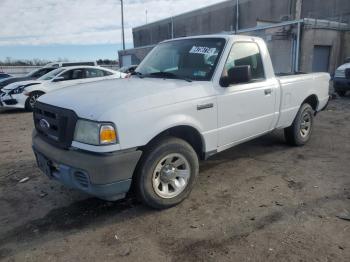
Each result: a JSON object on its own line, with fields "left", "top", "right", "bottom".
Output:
{"left": 38, "top": 77, "right": 213, "bottom": 120}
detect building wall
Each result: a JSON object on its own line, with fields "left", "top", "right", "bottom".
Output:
{"left": 299, "top": 28, "right": 343, "bottom": 73}
{"left": 301, "top": 0, "right": 350, "bottom": 23}
{"left": 123, "top": 0, "right": 350, "bottom": 71}
{"left": 133, "top": 0, "right": 295, "bottom": 48}
{"left": 118, "top": 46, "right": 155, "bottom": 67}
{"left": 340, "top": 31, "right": 350, "bottom": 64}
{"left": 132, "top": 0, "right": 350, "bottom": 48}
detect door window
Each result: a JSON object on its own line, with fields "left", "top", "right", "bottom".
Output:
{"left": 59, "top": 69, "right": 85, "bottom": 81}
{"left": 31, "top": 68, "right": 55, "bottom": 78}
{"left": 223, "top": 42, "right": 265, "bottom": 82}
{"left": 85, "top": 68, "right": 105, "bottom": 78}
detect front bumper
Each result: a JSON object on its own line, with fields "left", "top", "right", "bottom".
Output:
{"left": 334, "top": 78, "right": 350, "bottom": 91}
{"left": 32, "top": 131, "right": 142, "bottom": 201}
{"left": 0, "top": 91, "right": 23, "bottom": 108}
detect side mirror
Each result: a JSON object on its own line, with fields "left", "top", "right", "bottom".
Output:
{"left": 53, "top": 76, "right": 65, "bottom": 82}
{"left": 220, "top": 65, "right": 252, "bottom": 87}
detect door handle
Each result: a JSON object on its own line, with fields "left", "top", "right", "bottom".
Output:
{"left": 197, "top": 103, "right": 214, "bottom": 110}
{"left": 264, "top": 88, "right": 272, "bottom": 95}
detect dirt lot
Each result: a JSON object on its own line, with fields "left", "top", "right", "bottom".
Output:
{"left": 0, "top": 97, "right": 349, "bottom": 262}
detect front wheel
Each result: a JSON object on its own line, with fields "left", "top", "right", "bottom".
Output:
{"left": 25, "top": 91, "right": 45, "bottom": 111}
{"left": 284, "top": 103, "right": 314, "bottom": 146}
{"left": 135, "top": 137, "right": 199, "bottom": 209}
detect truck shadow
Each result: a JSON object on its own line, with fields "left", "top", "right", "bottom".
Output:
{"left": 0, "top": 196, "right": 147, "bottom": 249}
{"left": 201, "top": 130, "right": 288, "bottom": 172}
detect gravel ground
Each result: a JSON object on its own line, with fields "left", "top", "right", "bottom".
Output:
{"left": 0, "top": 97, "right": 349, "bottom": 262}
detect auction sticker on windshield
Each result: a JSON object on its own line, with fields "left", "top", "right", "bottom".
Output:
{"left": 189, "top": 46, "right": 217, "bottom": 55}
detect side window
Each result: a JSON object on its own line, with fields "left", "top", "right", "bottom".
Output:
{"left": 59, "top": 69, "right": 85, "bottom": 81}
{"left": 85, "top": 68, "right": 105, "bottom": 78}
{"left": 103, "top": 70, "right": 114, "bottom": 76}
{"left": 224, "top": 42, "right": 265, "bottom": 81}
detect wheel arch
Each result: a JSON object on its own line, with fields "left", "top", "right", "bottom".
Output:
{"left": 302, "top": 94, "right": 319, "bottom": 112}
{"left": 141, "top": 125, "right": 206, "bottom": 160}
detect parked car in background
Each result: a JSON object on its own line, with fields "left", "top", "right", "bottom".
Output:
{"left": 119, "top": 65, "right": 138, "bottom": 74}
{"left": 32, "top": 35, "right": 330, "bottom": 209}
{"left": 0, "top": 66, "right": 126, "bottom": 111}
{"left": 0, "top": 73, "right": 11, "bottom": 79}
{"left": 0, "top": 67, "right": 57, "bottom": 90}
{"left": 334, "top": 63, "right": 350, "bottom": 96}
{"left": 43, "top": 61, "right": 98, "bottom": 68}
{"left": 0, "top": 61, "right": 99, "bottom": 90}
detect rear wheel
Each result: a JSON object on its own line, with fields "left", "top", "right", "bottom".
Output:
{"left": 25, "top": 91, "right": 45, "bottom": 111}
{"left": 135, "top": 137, "right": 199, "bottom": 209}
{"left": 284, "top": 103, "right": 314, "bottom": 146}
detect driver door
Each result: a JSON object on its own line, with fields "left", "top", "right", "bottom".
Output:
{"left": 217, "top": 41, "right": 278, "bottom": 148}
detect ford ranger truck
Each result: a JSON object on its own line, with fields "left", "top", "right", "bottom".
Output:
{"left": 32, "top": 35, "right": 330, "bottom": 209}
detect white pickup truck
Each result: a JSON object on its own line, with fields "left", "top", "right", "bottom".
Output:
{"left": 32, "top": 35, "right": 330, "bottom": 209}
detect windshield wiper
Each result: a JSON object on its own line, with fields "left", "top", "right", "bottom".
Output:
{"left": 148, "top": 72, "right": 192, "bottom": 82}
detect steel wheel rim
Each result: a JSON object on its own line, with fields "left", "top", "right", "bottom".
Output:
{"left": 29, "top": 94, "right": 40, "bottom": 108}
{"left": 300, "top": 111, "right": 312, "bottom": 138}
{"left": 152, "top": 153, "right": 191, "bottom": 199}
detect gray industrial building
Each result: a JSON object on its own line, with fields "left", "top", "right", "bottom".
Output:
{"left": 118, "top": 0, "right": 350, "bottom": 74}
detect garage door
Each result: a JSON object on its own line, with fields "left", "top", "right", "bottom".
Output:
{"left": 312, "top": 45, "right": 331, "bottom": 72}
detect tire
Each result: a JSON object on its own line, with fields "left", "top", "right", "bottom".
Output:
{"left": 336, "top": 91, "right": 346, "bottom": 97}
{"left": 284, "top": 103, "right": 314, "bottom": 146}
{"left": 135, "top": 136, "right": 199, "bottom": 209}
{"left": 25, "top": 91, "right": 45, "bottom": 112}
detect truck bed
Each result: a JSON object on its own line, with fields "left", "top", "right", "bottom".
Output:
{"left": 276, "top": 72, "right": 330, "bottom": 129}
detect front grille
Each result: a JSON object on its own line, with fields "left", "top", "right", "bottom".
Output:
{"left": 34, "top": 102, "right": 78, "bottom": 149}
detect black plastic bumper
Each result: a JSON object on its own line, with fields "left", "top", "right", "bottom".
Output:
{"left": 32, "top": 131, "right": 142, "bottom": 201}
{"left": 334, "top": 78, "right": 350, "bottom": 91}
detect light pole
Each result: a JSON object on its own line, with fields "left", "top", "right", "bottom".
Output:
{"left": 236, "top": 0, "right": 239, "bottom": 33}
{"left": 120, "top": 0, "right": 125, "bottom": 50}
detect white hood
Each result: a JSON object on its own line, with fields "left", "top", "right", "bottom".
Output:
{"left": 3, "top": 80, "right": 44, "bottom": 91}
{"left": 38, "top": 77, "right": 213, "bottom": 120}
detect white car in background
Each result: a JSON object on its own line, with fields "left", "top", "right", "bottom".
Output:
{"left": 0, "top": 66, "right": 126, "bottom": 111}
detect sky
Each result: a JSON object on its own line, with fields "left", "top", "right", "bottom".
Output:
{"left": 0, "top": 0, "right": 225, "bottom": 61}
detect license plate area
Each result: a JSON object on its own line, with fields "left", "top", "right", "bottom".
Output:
{"left": 35, "top": 152, "right": 59, "bottom": 178}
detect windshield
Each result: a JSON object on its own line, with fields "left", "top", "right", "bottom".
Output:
{"left": 38, "top": 68, "right": 65, "bottom": 80}
{"left": 26, "top": 68, "right": 41, "bottom": 77}
{"left": 136, "top": 38, "right": 226, "bottom": 81}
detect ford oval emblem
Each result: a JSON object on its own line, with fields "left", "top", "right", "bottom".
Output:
{"left": 39, "top": 119, "right": 50, "bottom": 130}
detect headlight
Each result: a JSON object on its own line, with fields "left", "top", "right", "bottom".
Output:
{"left": 10, "top": 85, "right": 26, "bottom": 95}
{"left": 74, "top": 120, "right": 117, "bottom": 145}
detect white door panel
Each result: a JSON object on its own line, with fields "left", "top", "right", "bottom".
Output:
{"left": 218, "top": 79, "right": 278, "bottom": 147}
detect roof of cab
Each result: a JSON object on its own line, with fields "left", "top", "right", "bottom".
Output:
{"left": 161, "top": 34, "right": 262, "bottom": 43}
